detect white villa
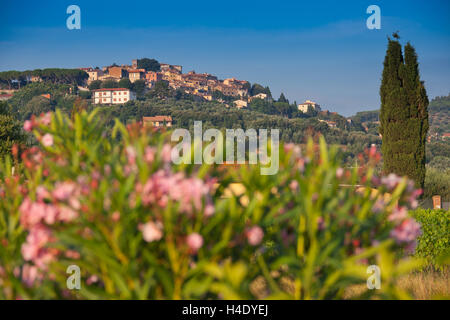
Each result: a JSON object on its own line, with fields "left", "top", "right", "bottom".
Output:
{"left": 298, "top": 100, "right": 321, "bottom": 113}
{"left": 93, "top": 88, "right": 136, "bottom": 105}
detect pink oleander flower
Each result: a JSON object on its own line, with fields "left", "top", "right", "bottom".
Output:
{"left": 161, "top": 144, "right": 172, "bottom": 163}
{"left": 86, "top": 275, "right": 99, "bottom": 285}
{"left": 21, "top": 224, "right": 57, "bottom": 268}
{"left": 284, "top": 143, "right": 301, "bottom": 157}
{"left": 186, "top": 233, "right": 203, "bottom": 253}
{"left": 372, "top": 198, "right": 385, "bottom": 213}
{"left": 144, "top": 146, "right": 156, "bottom": 163}
{"left": 22, "top": 264, "right": 39, "bottom": 287}
{"left": 336, "top": 167, "right": 344, "bottom": 179}
{"left": 140, "top": 170, "right": 212, "bottom": 214}
{"left": 369, "top": 144, "right": 377, "bottom": 158}
{"left": 388, "top": 206, "right": 408, "bottom": 222}
{"left": 40, "top": 112, "right": 52, "bottom": 126}
{"left": 57, "top": 205, "right": 78, "bottom": 222}
{"left": 289, "top": 180, "right": 298, "bottom": 191}
{"left": 204, "top": 203, "right": 215, "bottom": 217}
{"left": 390, "top": 218, "right": 421, "bottom": 252}
{"left": 381, "top": 173, "right": 403, "bottom": 191}
{"left": 52, "top": 181, "right": 77, "bottom": 201}
{"left": 111, "top": 211, "right": 121, "bottom": 222}
{"left": 41, "top": 133, "right": 54, "bottom": 147}
{"left": 126, "top": 146, "right": 137, "bottom": 165}
{"left": 36, "top": 185, "right": 51, "bottom": 201}
{"left": 246, "top": 226, "right": 264, "bottom": 246}
{"left": 65, "top": 250, "right": 81, "bottom": 259}
{"left": 23, "top": 120, "right": 33, "bottom": 132}
{"left": 141, "top": 221, "right": 163, "bottom": 242}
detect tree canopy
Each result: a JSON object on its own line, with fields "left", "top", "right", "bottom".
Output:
{"left": 379, "top": 36, "right": 429, "bottom": 188}
{"left": 137, "top": 58, "right": 160, "bottom": 72}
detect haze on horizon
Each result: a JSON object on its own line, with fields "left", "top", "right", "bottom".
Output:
{"left": 0, "top": 0, "right": 449, "bottom": 116}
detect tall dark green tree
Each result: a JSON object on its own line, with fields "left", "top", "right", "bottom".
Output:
{"left": 278, "top": 93, "right": 289, "bottom": 103}
{"left": 379, "top": 36, "right": 429, "bottom": 188}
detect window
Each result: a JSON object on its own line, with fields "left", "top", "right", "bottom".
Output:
{"left": 113, "top": 98, "right": 116, "bottom": 101}
{"left": 113, "top": 92, "right": 116, "bottom": 95}
{"left": 124, "top": 98, "right": 127, "bottom": 102}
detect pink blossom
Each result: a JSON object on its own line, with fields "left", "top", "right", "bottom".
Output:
{"left": 22, "top": 264, "right": 39, "bottom": 287}
{"left": 21, "top": 224, "right": 56, "bottom": 268}
{"left": 144, "top": 146, "right": 156, "bottom": 163}
{"left": 161, "top": 144, "right": 172, "bottom": 163}
{"left": 23, "top": 120, "right": 33, "bottom": 132}
{"left": 186, "top": 233, "right": 203, "bottom": 253}
{"left": 65, "top": 250, "right": 81, "bottom": 259}
{"left": 58, "top": 205, "right": 78, "bottom": 222}
{"left": 40, "top": 112, "right": 52, "bottom": 126}
{"left": 140, "top": 170, "right": 212, "bottom": 214}
{"left": 284, "top": 143, "right": 301, "bottom": 157}
{"left": 289, "top": 180, "right": 298, "bottom": 191}
{"left": 87, "top": 275, "right": 99, "bottom": 285}
{"left": 142, "top": 221, "right": 163, "bottom": 242}
{"left": 246, "top": 226, "right": 264, "bottom": 246}
{"left": 52, "top": 181, "right": 77, "bottom": 201}
{"left": 372, "top": 198, "right": 385, "bottom": 213}
{"left": 20, "top": 199, "right": 46, "bottom": 228}
{"left": 36, "top": 186, "right": 51, "bottom": 201}
{"left": 390, "top": 218, "right": 421, "bottom": 252}
{"left": 111, "top": 211, "right": 121, "bottom": 222}
{"left": 388, "top": 206, "right": 408, "bottom": 222}
{"left": 126, "top": 146, "right": 137, "bottom": 165}
{"left": 204, "top": 204, "right": 215, "bottom": 217}
{"left": 41, "top": 133, "right": 54, "bottom": 147}
{"left": 336, "top": 168, "right": 344, "bottom": 179}
{"left": 381, "top": 173, "right": 403, "bottom": 191}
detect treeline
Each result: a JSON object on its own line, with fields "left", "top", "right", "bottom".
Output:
{"left": 87, "top": 96, "right": 381, "bottom": 163}
{"left": 0, "top": 68, "right": 88, "bottom": 89}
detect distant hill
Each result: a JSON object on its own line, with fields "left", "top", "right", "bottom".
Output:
{"left": 350, "top": 94, "right": 450, "bottom": 135}
{"left": 428, "top": 93, "right": 450, "bottom": 134}
{"left": 350, "top": 110, "right": 379, "bottom": 123}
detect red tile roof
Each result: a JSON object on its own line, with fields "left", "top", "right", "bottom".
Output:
{"left": 92, "top": 88, "right": 130, "bottom": 91}
{"left": 143, "top": 116, "right": 172, "bottom": 122}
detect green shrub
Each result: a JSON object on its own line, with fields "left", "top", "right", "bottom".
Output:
{"left": 0, "top": 109, "right": 427, "bottom": 299}
{"left": 411, "top": 209, "right": 450, "bottom": 270}
{"left": 424, "top": 167, "right": 450, "bottom": 201}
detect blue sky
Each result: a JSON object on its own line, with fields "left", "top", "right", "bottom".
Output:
{"left": 1, "top": 0, "right": 449, "bottom": 116}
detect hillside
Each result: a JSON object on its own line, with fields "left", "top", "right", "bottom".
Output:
{"left": 429, "top": 93, "right": 450, "bottom": 135}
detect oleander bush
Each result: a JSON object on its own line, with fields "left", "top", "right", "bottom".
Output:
{"left": 0, "top": 110, "right": 427, "bottom": 299}
{"left": 411, "top": 209, "right": 450, "bottom": 270}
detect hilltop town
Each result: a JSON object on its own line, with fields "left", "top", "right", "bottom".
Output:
{"left": 77, "top": 58, "right": 328, "bottom": 116}
{"left": 81, "top": 58, "right": 254, "bottom": 103}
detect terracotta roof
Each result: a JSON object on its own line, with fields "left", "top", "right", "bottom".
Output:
{"left": 143, "top": 116, "right": 172, "bottom": 122}
{"left": 0, "top": 94, "right": 13, "bottom": 97}
{"left": 92, "top": 88, "right": 130, "bottom": 91}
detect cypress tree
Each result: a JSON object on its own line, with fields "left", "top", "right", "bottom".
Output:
{"left": 380, "top": 36, "right": 429, "bottom": 188}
